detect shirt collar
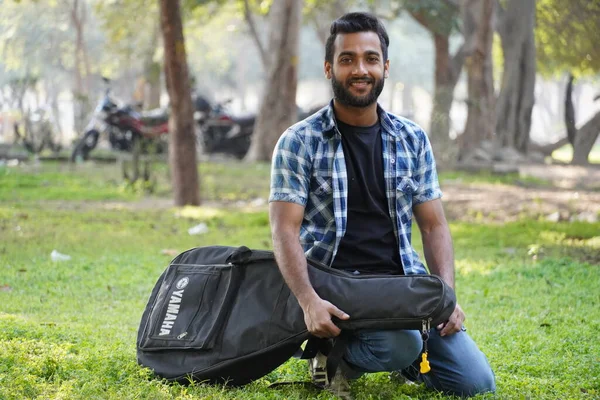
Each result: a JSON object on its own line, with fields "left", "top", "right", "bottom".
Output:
{"left": 320, "top": 100, "right": 404, "bottom": 140}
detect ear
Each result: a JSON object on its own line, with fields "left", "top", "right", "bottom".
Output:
{"left": 324, "top": 61, "right": 332, "bottom": 79}
{"left": 384, "top": 59, "right": 390, "bottom": 79}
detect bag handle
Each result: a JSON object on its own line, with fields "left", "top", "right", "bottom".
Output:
{"left": 226, "top": 246, "right": 275, "bottom": 264}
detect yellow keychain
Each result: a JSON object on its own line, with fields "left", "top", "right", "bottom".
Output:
{"left": 420, "top": 352, "right": 431, "bottom": 374}
{"left": 420, "top": 320, "right": 431, "bottom": 374}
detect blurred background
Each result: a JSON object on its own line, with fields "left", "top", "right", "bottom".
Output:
{"left": 0, "top": 0, "right": 598, "bottom": 172}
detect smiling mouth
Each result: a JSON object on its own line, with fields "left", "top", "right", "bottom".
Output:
{"left": 349, "top": 80, "right": 372, "bottom": 89}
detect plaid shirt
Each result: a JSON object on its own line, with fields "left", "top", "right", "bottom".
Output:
{"left": 269, "top": 102, "right": 442, "bottom": 275}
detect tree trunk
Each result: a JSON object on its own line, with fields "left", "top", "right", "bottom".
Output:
{"left": 69, "top": 0, "right": 91, "bottom": 134}
{"left": 159, "top": 0, "right": 200, "bottom": 206}
{"left": 143, "top": 23, "right": 162, "bottom": 110}
{"left": 243, "top": 0, "right": 269, "bottom": 71}
{"left": 529, "top": 137, "right": 569, "bottom": 157}
{"left": 244, "top": 0, "right": 303, "bottom": 162}
{"left": 402, "top": 81, "right": 414, "bottom": 116}
{"left": 144, "top": 61, "right": 162, "bottom": 109}
{"left": 495, "top": 0, "right": 536, "bottom": 154}
{"left": 565, "top": 73, "right": 576, "bottom": 146}
{"left": 572, "top": 111, "right": 600, "bottom": 165}
{"left": 410, "top": 7, "right": 474, "bottom": 164}
{"left": 458, "top": 0, "right": 495, "bottom": 160}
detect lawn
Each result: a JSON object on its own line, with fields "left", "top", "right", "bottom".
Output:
{"left": 0, "top": 161, "right": 599, "bottom": 399}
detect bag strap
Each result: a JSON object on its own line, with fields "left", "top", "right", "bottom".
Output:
{"left": 326, "top": 331, "right": 351, "bottom": 382}
{"left": 269, "top": 331, "right": 351, "bottom": 390}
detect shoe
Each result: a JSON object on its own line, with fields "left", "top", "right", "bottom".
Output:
{"left": 326, "top": 368, "right": 352, "bottom": 400}
{"left": 308, "top": 351, "right": 329, "bottom": 388}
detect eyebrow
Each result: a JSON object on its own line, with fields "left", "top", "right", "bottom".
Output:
{"left": 337, "top": 50, "right": 381, "bottom": 59}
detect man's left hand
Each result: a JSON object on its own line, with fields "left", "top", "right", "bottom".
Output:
{"left": 437, "top": 303, "right": 465, "bottom": 337}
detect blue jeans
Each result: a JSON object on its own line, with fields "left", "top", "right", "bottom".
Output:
{"left": 343, "top": 327, "right": 496, "bottom": 397}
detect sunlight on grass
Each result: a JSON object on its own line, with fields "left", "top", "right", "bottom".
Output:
{"left": 456, "top": 259, "right": 497, "bottom": 276}
{"left": 552, "top": 143, "right": 600, "bottom": 164}
{"left": 175, "top": 205, "right": 225, "bottom": 220}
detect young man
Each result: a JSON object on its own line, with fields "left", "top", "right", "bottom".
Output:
{"left": 269, "top": 12, "right": 495, "bottom": 399}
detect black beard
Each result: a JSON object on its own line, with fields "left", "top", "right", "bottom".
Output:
{"left": 331, "top": 72, "right": 385, "bottom": 108}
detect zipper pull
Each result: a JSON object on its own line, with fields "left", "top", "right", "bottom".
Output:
{"left": 420, "top": 319, "right": 431, "bottom": 374}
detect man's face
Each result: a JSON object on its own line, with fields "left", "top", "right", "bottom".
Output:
{"left": 325, "top": 31, "right": 389, "bottom": 108}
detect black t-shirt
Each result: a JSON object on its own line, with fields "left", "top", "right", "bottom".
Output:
{"left": 331, "top": 119, "right": 403, "bottom": 275}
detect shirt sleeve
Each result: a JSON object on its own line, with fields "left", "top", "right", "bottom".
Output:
{"left": 412, "top": 130, "right": 443, "bottom": 205}
{"left": 269, "top": 130, "right": 312, "bottom": 206}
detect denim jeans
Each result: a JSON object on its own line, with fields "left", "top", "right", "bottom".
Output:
{"left": 343, "top": 327, "right": 496, "bottom": 397}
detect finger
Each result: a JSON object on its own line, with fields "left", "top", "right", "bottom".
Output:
{"left": 327, "top": 304, "right": 350, "bottom": 320}
{"left": 440, "top": 320, "right": 460, "bottom": 337}
{"left": 436, "top": 323, "right": 445, "bottom": 331}
{"left": 308, "top": 325, "right": 329, "bottom": 338}
{"left": 325, "top": 321, "right": 342, "bottom": 337}
{"left": 313, "top": 331, "right": 329, "bottom": 339}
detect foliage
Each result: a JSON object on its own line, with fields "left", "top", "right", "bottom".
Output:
{"left": 393, "top": 0, "right": 460, "bottom": 36}
{"left": 0, "top": 162, "right": 599, "bottom": 399}
{"left": 536, "top": 0, "right": 600, "bottom": 77}
{"left": 0, "top": 0, "right": 106, "bottom": 85}
{"left": 93, "top": 0, "right": 159, "bottom": 68}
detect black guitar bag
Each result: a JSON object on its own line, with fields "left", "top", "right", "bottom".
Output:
{"left": 136, "top": 245, "right": 456, "bottom": 385}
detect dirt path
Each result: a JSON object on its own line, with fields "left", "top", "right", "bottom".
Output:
{"left": 24, "top": 162, "right": 597, "bottom": 223}
{"left": 38, "top": 182, "right": 599, "bottom": 225}
{"left": 442, "top": 183, "right": 600, "bottom": 223}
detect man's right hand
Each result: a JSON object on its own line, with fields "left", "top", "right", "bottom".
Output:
{"left": 302, "top": 297, "right": 350, "bottom": 338}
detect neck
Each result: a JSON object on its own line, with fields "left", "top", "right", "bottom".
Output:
{"left": 333, "top": 100, "right": 379, "bottom": 127}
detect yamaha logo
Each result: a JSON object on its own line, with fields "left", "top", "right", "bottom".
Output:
{"left": 176, "top": 277, "right": 189, "bottom": 290}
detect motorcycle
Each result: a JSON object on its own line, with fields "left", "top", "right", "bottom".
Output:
{"left": 71, "top": 77, "right": 169, "bottom": 162}
{"left": 194, "top": 95, "right": 325, "bottom": 160}
{"left": 194, "top": 96, "right": 255, "bottom": 160}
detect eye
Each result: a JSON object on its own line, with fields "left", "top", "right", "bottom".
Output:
{"left": 340, "top": 57, "right": 352, "bottom": 64}
{"left": 368, "top": 56, "right": 380, "bottom": 63}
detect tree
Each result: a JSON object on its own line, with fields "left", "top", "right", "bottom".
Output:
{"left": 495, "top": 0, "right": 536, "bottom": 154}
{"left": 66, "top": 0, "right": 93, "bottom": 133}
{"left": 536, "top": 0, "right": 600, "bottom": 164}
{"left": 406, "top": 0, "right": 474, "bottom": 163}
{"left": 458, "top": 0, "right": 495, "bottom": 160}
{"left": 564, "top": 74, "right": 600, "bottom": 165}
{"left": 244, "top": 0, "right": 303, "bottom": 162}
{"left": 305, "top": 0, "right": 349, "bottom": 46}
{"left": 159, "top": 0, "right": 200, "bottom": 206}
{"left": 0, "top": 0, "right": 103, "bottom": 138}
{"left": 95, "top": 0, "right": 162, "bottom": 110}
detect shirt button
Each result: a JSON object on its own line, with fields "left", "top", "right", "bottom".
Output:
{"left": 390, "top": 159, "right": 395, "bottom": 164}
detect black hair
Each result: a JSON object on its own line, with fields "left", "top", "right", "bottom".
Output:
{"left": 325, "top": 12, "right": 390, "bottom": 63}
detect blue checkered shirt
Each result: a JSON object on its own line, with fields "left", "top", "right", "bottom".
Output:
{"left": 269, "top": 102, "right": 442, "bottom": 275}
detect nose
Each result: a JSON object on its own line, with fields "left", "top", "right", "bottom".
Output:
{"left": 352, "top": 59, "right": 368, "bottom": 75}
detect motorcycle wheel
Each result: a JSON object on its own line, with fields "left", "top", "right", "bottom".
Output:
{"left": 70, "top": 129, "right": 99, "bottom": 162}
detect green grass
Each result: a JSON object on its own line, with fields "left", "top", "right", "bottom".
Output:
{"left": 0, "top": 160, "right": 272, "bottom": 203}
{"left": 1, "top": 162, "right": 599, "bottom": 399}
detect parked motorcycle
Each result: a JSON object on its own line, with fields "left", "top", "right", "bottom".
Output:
{"left": 71, "top": 78, "right": 169, "bottom": 162}
{"left": 194, "top": 96, "right": 255, "bottom": 159}
{"left": 194, "top": 95, "right": 325, "bottom": 160}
